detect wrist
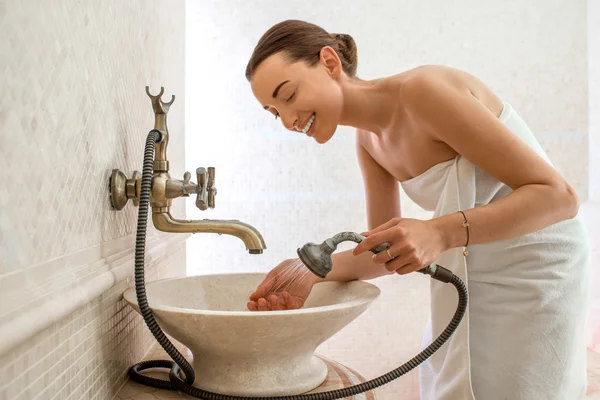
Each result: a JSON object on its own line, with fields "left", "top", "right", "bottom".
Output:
{"left": 293, "top": 257, "right": 326, "bottom": 284}
{"left": 429, "top": 212, "right": 468, "bottom": 252}
{"left": 308, "top": 270, "right": 326, "bottom": 284}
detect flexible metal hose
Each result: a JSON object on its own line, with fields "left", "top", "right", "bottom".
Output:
{"left": 128, "top": 129, "right": 469, "bottom": 399}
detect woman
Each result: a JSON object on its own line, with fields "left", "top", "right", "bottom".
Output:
{"left": 244, "top": 20, "right": 590, "bottom": 399}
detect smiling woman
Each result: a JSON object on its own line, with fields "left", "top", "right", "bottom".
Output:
{"left": 242, "top": 18, "right": 591, "bottom": 400}
{"left": 245, "top": 20, "right": 358, "bottom": 143}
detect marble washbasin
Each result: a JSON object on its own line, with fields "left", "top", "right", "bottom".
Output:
{"left": 123, "top": 272, "right": 380, "bottom": 396}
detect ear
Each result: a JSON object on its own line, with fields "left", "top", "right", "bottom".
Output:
{"left": 319, "top": 46, "right": 343, "bottom": 77}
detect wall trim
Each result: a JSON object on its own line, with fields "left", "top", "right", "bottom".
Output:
{"left": 0, "top": 232, "right": 189, "bottom": 355}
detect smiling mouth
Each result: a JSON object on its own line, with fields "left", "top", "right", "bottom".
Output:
{"left": 302, "top": 113, "right": 316, "bottom": 134}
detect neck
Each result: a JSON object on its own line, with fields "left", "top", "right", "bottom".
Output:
{"left": 338, "top": 77, "right": 397, "bottom": 135}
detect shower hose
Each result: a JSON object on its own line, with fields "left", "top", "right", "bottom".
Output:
{"left": 128, "top": 129, "right": 469, "bottom": 399}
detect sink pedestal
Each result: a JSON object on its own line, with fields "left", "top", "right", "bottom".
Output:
{"left": 191, "top": 352, "right": 328, "bottom": 396}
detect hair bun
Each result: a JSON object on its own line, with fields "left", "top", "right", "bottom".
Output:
{"left": 329, "top": 33, "right": 358, "bottom": 76}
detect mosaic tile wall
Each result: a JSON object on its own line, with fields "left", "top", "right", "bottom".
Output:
{"left": 0, "top": 0, "right": 186, "bottom": 272}
{"left": 0, "top": 0, "right": 186, "bottom": 398}
{"left": 0, "top": 244, "right": 186, "bottom": 400}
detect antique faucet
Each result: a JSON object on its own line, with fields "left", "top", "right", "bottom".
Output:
{"left": 109, "top": 86, "right": 266, "bottom": 254}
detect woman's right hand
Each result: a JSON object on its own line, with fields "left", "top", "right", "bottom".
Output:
{"left": 247, "top": 258, "right": 320, "bottom": 311}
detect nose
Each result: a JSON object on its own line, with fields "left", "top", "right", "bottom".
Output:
{"left": 280, "top": 110, "right": 299, "bottom": 132}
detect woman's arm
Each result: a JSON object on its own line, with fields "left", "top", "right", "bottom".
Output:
{"left": 356, "top": 131, "right": 402, "bottom": 230}
{"left": 404, "top": 75, "right": 579, "bottom": 252}
{"left": 316, "top": 132, "right": 401, "bottom": 282}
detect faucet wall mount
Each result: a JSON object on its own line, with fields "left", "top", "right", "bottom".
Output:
{"left": 109, "top": 87, "right": 266, "bottom": 254}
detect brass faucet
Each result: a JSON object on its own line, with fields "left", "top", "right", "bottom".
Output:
{"left": 109, "top": 87, "right": 266, "bottom": 254}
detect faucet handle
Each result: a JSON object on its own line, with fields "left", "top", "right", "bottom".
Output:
{"left": 207, "top": 167, "right": 216, "bottom": 209}
{"left": 181, "top": 171, "right": 192, "bottom": 197}
{"left": 196, "top": 167, "right": 208, "bottom": 210}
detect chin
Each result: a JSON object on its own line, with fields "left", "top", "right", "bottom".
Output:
{"left": 313, "top": 134, "right": 326, "bottom": 144}
{"left": 313, "top": 126, "right": 336, "bottom": 144}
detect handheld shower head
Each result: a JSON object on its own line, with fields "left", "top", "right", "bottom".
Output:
{"left": 296, "top": 240, "right": 334, "bottom": 279}
{"left": 297, "top": 232, "right": 387, "bottom": 279}
{"left": 297, "top": 231, "right": 454, "bottom": 283}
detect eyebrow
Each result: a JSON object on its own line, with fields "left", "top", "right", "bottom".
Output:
{"left": 262, "top": 80, "right": 290, "bottom": 110}
{"left": 273, "top": 80, "right": 290, "bottom": 98}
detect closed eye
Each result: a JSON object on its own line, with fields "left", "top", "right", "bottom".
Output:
{"left": 286, "top": 92, "right": 296, "bottom": 103}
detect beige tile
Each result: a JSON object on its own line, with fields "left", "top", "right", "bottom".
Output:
{"left": 0, "top": 0, "right": 186, "bottom": 398}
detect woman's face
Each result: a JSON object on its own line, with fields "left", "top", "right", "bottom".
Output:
{"left": 250, "top": 47, "right": 345, "bottom": 144}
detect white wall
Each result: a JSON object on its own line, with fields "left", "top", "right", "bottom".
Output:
{"left": 590, "top": 0, "right": 600, "bottom": 201}
{"left": 586, "top": 0, "right": 600, "bottom": 360}
{"left": 0, "top": 1, "right": 186, "bottom": 398}
{"left": 185, "top": 1, "right": 588, "bottom": 398}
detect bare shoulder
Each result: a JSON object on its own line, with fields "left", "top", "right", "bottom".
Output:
{"left": 401, "top": 65, "right": 477, "bottom": 93}
{"left": 355, "top": 128, "right": 374, "bottom": 147}
{"left": 399, "top": 65, "right": 503, "bottom": 117}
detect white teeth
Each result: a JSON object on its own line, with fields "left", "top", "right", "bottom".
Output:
{"left": 302, "top": 114, "right": 315, "bottom": 133}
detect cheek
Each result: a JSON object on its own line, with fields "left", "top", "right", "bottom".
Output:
{"left": 314, "top": 97, "right": 342, "bottom": 143}
{"left": 320, "top": 91, "right": 343, "bottom": 121}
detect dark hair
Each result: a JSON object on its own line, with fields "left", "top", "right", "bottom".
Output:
{"left": 245, "top": 20, "right": 358, "bottom": 81}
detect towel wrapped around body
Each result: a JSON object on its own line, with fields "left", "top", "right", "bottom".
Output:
{"left": 400, "top": 102, "right": 591, "bottom": 400}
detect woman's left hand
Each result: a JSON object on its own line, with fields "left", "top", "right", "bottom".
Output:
{"left": 352, "top": 217, "right": 446, "bottom": 275}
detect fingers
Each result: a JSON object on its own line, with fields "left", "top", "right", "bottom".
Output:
{"left": 352, "top": 229, "right": 396, "bottom": 256}
{"left": 384, "top": 252, "right": 413, "bottom": 272}
{"left": 371, "top": 243, "right": 402, "bottom": 264}
{"left": 360, "top": 218, "right": 401, "bottom": 238}
{"left": 249, "top": 277, "right": 274, "bottom": 301}
{"left": 396, "top": 262, "right": 420, "bottom": 275}
{"left": 249, "top": 283, "right": 267, "bottom": 300}
{"left": 247, "top": 292, "right": 302, "bottom": 312}
{"left": 283, "top": 291, "right": 304, "bottom": 309}
{"left": 257, "top": 297, "right": 271, "bottom": 311}
{"left": 282, "top": 292, "right": 292, "bottom": 308}
{"left": 246, "top": 298, "right": 273, "bottom": 311}
{"left": 384, "top": 250, "right": 423, "bottom": 274}
{"left": 249, "top": 290, "right": 268, "bottom": 302}
{"left": 269, "top": 294, "right": 286, "bottom": 311}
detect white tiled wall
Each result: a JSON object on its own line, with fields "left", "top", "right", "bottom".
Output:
{"left": 0, "top": 0, "right": 186, "bottom": 398}
{"left": 185, "top": 1, "right": 591, "bottom": 398}
{"left": 0, "top": 245, "right": 185, "bottom": 400}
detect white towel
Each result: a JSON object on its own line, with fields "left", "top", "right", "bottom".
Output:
{"left": 401, "top": 102, "right": 591, "bottom": 399}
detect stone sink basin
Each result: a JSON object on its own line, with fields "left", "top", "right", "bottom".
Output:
{"left": 123, "top": 272, "right": 380, "bottom": 396}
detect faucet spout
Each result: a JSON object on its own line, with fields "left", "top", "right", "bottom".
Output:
{"left": 152, "top": 211, "right": 266, "bottom": 254}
